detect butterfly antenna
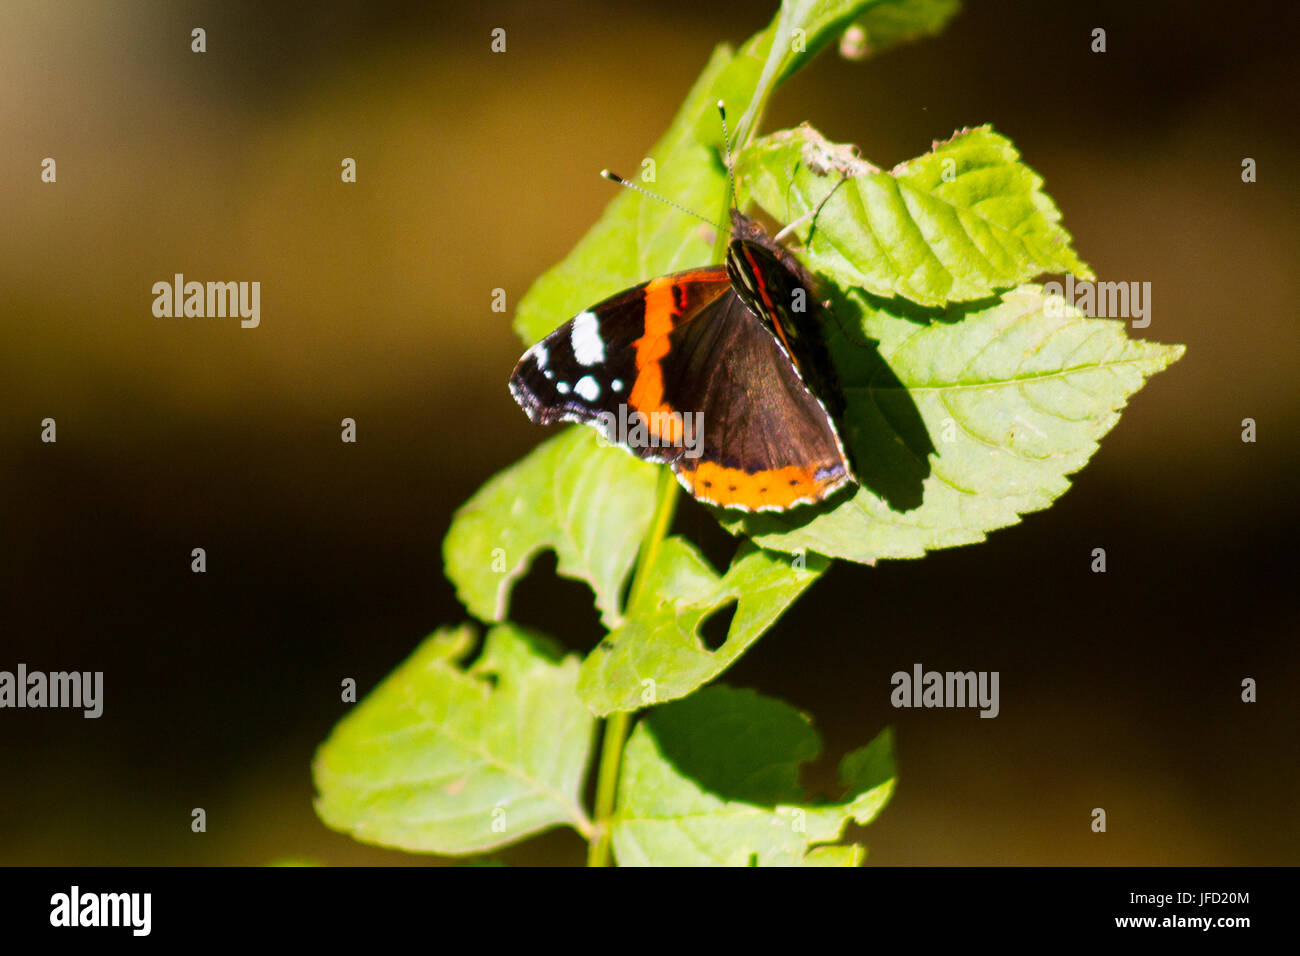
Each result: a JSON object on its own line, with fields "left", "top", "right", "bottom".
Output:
{"left": 773, "top": 174, "right": 850, "bottom": 244}
{"left": 599, "top": 169, "right": 724, "bottom": 232}
{"left": 717, "top": 100, "right": 737, "bottom": 211}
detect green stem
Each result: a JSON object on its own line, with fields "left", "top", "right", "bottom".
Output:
{"left": 630, "top": 466, "right": 681, "bottom": 611}
{"left": 587, "top": 709, "right": 630, "bottom": 868}
{"left": 586, "top": 71, "right": 764, "bottom": 865}
{"left": 587, "top": 466, "right": 679, "bottom": 867}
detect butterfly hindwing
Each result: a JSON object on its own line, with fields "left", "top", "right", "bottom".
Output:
{"left": 652, "top": 290, "right": 852, "bottom": 510}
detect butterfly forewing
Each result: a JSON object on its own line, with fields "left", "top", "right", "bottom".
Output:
{"left": 508, "top": 268, "right": 731, "bottom": 463}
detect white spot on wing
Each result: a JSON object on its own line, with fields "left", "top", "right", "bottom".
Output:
{"left": 533, "top": 344, "right": 549, "bottom": 368}
{"left": 556, "top": 381, "right": 570, "bottom": 394}
{"left": 611, "top": 379, "right": 623, "bottom": 392}
{"left": 575, "top": 375, "right": 600, "bottom": 401}
{"left": 571, "top": 311, "right": 605, "bottom": 366}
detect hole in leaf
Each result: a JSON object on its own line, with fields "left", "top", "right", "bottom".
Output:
{"left": 698, "top": 600, "right": 737, "bottom": 652}
{"left": 672, "top": 496, "right": 736, "bottom": 572}
{"left": 506, "top": 550, "right": 606, "bottom": 654}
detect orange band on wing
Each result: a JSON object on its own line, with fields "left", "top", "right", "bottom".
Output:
{"left": 679, "top": 460, "right": 840, "bottom": 510}
{"left": 629, "top": 276, "right": 683, "bottom": 444}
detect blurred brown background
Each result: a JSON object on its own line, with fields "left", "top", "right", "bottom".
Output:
{"left": 1, "top": 0, "right": 1297, "bottom": 865}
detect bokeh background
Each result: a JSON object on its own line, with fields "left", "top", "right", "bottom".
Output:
{"left": 2, "top": 0, "right": 1297, "bottom": 865}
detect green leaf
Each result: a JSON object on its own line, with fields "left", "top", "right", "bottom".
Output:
{"left": 514, "top": 0, "right": 892, "bottom": 346}
{"left": 842, "top": 0, "right": 962, "bottom": 60}
{"left": 724, "top": 285, "right": 1185, "bottom": 562}
{"left": 731, "top": 1, "right": 906, "bottom": 142}
{"left": 802, "top": 844, "right": 867, "bottom": 866}
{"left": 578, "top": 540, "right": 827, "bottom": 715}
{"left": 612, "top": 687, "right": 895, "bottom": 866}
{"left": 443, "top": 427, "right": 658, "bottom": 629}
{"left": 313, "top": 624, "right": 595, "bottom": 855}
{"left": 738, "top": 124, "right": 1092, "bottom": 306}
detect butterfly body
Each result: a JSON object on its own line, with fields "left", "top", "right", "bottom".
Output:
{"left": 509, "top": 210, "right": 853, "bottom": 512}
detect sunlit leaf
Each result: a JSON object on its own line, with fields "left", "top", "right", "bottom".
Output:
{"left": 578, "top": 540, "right": 827, "bottom": 715}
{"left": 738, "top": 124, "right": 1092, "bottom": 306}
{"left": 612, "top": 687, "right": 895, "bottom": 865}
{"left": 313, "top": 625, "right": 595, "bottom": 855}
{"left": 443, "top": 427, "right": 657, "bottom": 628}
{"left": 841, "top": 0, "right": 962, "bottom": 60}
{"left": 723, "top": 285, "right": 1185, "bottom": 562}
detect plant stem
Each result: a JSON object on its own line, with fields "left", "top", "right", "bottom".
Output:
{"left": 630, "top": 466, "right": 681, "bottom": 611}
{"left": 587, "top": 466, "right": 679, "bottom": 867}
{"left": 587, "top": 709, "right": 630, "bottom": 867}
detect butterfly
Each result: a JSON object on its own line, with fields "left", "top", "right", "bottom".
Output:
{"left": 509, "top": 106, "right": 854, "bottom": 513}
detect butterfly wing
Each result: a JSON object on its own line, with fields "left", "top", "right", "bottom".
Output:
{"left": 654, "top": 292, "right": 852, "bottom": 511}
{"left": 509, "top": 268, "right": 731, "bottom": 464}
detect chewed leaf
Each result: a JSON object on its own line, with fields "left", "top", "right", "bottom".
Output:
{"left": 612, "top": 687, "right": 895, "bottom": 866}
{"left": 578, "top": 540, "right": 827, "bottom": 715}
{"left": 443, "top": 427, "right": 658, "bottom": 629}
{"left": 723, "top": 285, "right": 1185, "bottom": 562}
{"left": 313, "top": 624, "right": 596, "bottom": 855}
{"left": 738, "top": 124, "right": 1092, "bottom": 306}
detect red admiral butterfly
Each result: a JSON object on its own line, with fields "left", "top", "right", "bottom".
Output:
{"left": 510, "top": 104, "right": 853, "bottom": 512}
